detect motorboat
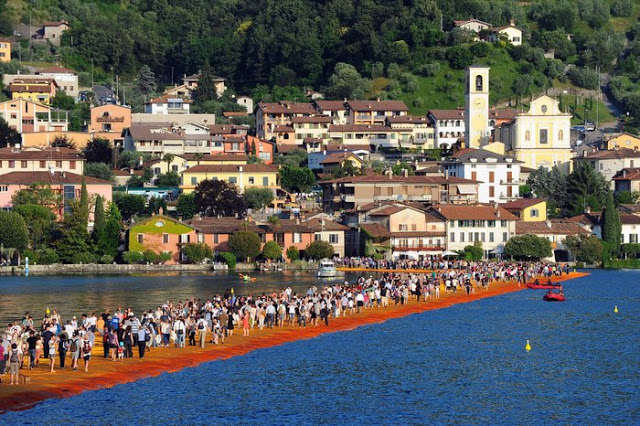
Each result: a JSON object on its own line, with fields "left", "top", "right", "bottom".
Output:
{"left": 543, "top": 289, "right": 566, "bottom": 302}
{"left": 317, "top": 259, "right": 337, "bottom": 278}
{"left": 526, "top": 279, "right": 563, "bottom": 290}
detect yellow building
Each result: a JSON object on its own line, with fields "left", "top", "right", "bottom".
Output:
{"left": 144, "top": 154, "right": 249, "bottom": 179}
{"left": 465, "top": 65, "right": 491, "bottom": 149}
{"left": 502, "top": 198, "right": 547, "bottom": 222}
{"left": 9, "top": 78, "right": 58, "bottom": 105}
{"left": 0, "top": 39, "right": 10, "bottom": 63}
{"left": 507, "top": 95, "right": 573, "bottom": 173}
{"left": 605, "top": 133, "right": 640, "bottom": 151}
{"left": 180, "top": 164, "right": 279, "bottom": 194}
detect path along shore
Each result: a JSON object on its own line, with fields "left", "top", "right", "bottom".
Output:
{"left": 0, "top": 271, "right": 588, "bottom": 414}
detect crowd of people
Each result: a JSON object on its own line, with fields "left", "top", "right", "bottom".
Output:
{"left": 0, "top": 260, "right": 570, "bottom": 385}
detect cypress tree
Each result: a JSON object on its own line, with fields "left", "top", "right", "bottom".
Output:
{"left": 79, "top": 177, "right": 89, "bottom": 227}
{"left": 601, "top": 191, "right": 622, "bottom": 257}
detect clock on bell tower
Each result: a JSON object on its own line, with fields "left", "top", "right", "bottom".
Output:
{"left": 465, "top": 65, "right": 490, "bottom": 149}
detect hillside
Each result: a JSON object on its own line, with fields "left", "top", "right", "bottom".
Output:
{"left": 0, "top": 0, "right": 639, "bottom": 124}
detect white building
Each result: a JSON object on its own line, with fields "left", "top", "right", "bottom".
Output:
{"left": 144, "top": 96, "right": 191, "bottom": 115}
{"left": 313, "top": 100, "right": 350, "bottom": 124}
{"left": 428, "top": 109, "right": 465, "bottom": 149}
{"left": 488, "top": 20, "right": 523, "bottom": 46}
{"left": 236, "top": 96, "right": 254, "bottom": 113}
{"left": 386, "top": 116, "right": 435, "bottom": 150}
{"left": 573, "top": 147, "right": 640, "bottom": 184}
{"left": 441, "top": 148, "right": 523, "bottom": 203}
{"left": 123, "top": 123, "right": 211, "bottom": 156}
{"left": 453, "top": 19, "right": 492, "bottom": 33}
{"left": 36, "top": 66, "right": 79, "bottom": 100}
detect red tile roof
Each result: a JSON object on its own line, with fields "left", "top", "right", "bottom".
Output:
{"left": 0, "top": 171, "right": 112, "bottom": 185}
{"left": 37, "top": 66, "right": 76, "bottom": 74}
{"left": 329, "top": 124, "right": 411, "bottom": 133}
{"left": 386, "top": 115, "right": 431, "bottom": 124}
{"left": 360, "top": 223, "right": 392, "bottom": 238}
{"left": 0, "top": 147, "right": 83, "bottom": 161}
{"left": 432, "top": 204, "right": 518, "bottom": 221}
{"left": 322, "top": 174, "right": 478, "bottom": 185}
{"left": 516, "top": 221, "right": 590, "bottom": 235}
{"left": 290, "top": 116, "right": 332, "bottom": 124}
{"left": 257, "top": 101, "right": 316, "bottom": 115}
{"left": 320, "top": 152, "right": 362, "bottom": 165}
{"left": 576, "top": 148, "right": 640, "bottom": 160}
{"left": 181, "top": 164, "right": 278, "bottom": 174}
{"left": 502, "top": 198, "right": 546, "bottom": 210}
{"left": 612, "top": 168, "right": 640, "bottom": 181}
{"left": 346, "top": 100, "right": 409, "bottom": 112}
{"left": 304, "top": 217, "right": 349, "bottom": 232}
{"left": 428, "top": 109, "right": 465, "bottom": 120}
{"left": 313, "top": 100, "right": 347, "bottom": 111}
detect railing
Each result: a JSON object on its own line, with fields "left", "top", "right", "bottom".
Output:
{"left": 499, "top": 179, "right": 523, "bottom": 185}
{"left": 392, "top": 246, "right": 445, "bottom": 251}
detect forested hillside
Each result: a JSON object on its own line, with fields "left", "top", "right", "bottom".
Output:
{"left": 1, "top": 0, "right": 640, "bottom": 123}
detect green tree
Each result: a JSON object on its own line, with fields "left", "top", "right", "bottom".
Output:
{"left": 194, "top": 180, "right": 247, "bottom": 217}
{"left": 228, "top": 230, "right": 262, "bottom": 261}
{"left": 461, "top": 242, "right": 484, "bottom": 261}
{"left": 194, "top": 63, "right": 217, "bottom": 102}
{"left": 13, "top": 204, "right": 55, "bottom": 249}
{"left": 93, "top": 195, "right": 106, "bottom": 238}
{"left": 326, "top": 62, "right": 371, "bottom": 99}
{"left": 601, "top": 191, "right": 622, "bottom": 257}
{"left": 79, "top": 178, "right": 90, "bottom": 227}
{"left": 84, "top": 163, "right": 115, "bottom": 182}
{"left": 567, "top": 162, "right": 607, "bottom": 216}
{"left": 286, "top": 245, "right": 300, "bottom": 261}
{"left": 176, "top": 192, "right": 197, "bottom": 220}
{"left": 99, "top": 202, "right": 122, "bottom": 257}
{"left": 304, "top": 240, "right": 335, "bottom": 260}
{"left": 391, "top": 162, "right": 414, "bottom": 176}
{"left": 0, "top": 211, "right": 28, "bottom": 251}
{"left": 55, "top": 200, "right": 92, "bottom": 263}
{"left": 564, "top": 234, "right": 603, "bottom": 263}
{"left": 146, "top": 197, "right": 167, "bottom": 215}
{"left": 51, "top": 92, "right": 76, "bottom": 111}
{"left": 446, "top": 46, "right": 474, "bottom": 70}
{"left": 0, "top": 116, "right": 21, "bottom": 148}
{"left": 611, "top": 0, "right": 632, "bottom": 16}
{"left": 613, "top": 191, "right": 640, "bottom": 206}
{"left": 135, "top": 64, "right": 157, "bottom": 95}
{"left": 113, "top": 193, "right": 146, "bottom": 220}
{"left": 504, "top": 234, "right": 552, "bottom": 259}
{"left": 156, "top": 171, "right": 180, "bottom": 187}
{"left": 512, "top": 75, "right": 534, "bottom": 105}
{"left": 262, "top": 240, "right": 282, "bottom": 260}
{"left": 12, "top": 183, "right": 61, "bottom": 209}
{"left": 181, "top": 243, "right": 213, "bottom": 264}
{"left": 244, "top": 187, "right": 274, "bottom": 210}
{"left": 279, "top": 165, "right": 316, "bottom": 193}
{"left": 83, "top": 137, "right": 113, "bottom": 164}
{"left": 51, "top": 135, "right": 76, "bottom": 149}
{"left": 274, "top": 149, "right": 308, "bottom": 167}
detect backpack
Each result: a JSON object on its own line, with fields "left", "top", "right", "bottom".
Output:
{"left": 83, "top": 341, "right": 91, "bottom": 354}
{"left": 70, "top": 339, "right": 79, "bottom": 353}
{"left": 10, "top": 349, "right": 19, "bottom": 363}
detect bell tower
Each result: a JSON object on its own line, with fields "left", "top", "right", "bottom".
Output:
{"left": 465, "top": 65, "right": 490, "bottom": 148}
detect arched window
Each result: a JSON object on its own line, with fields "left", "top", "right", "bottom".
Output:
{"left": 283, "top": 133, "right": 289, "bottom": 140}
{"left": 439, "top": 132, "right": 443, "bottom": 137}
{"left": 490, "top": 120, "right": 495, "bottom": 127}
{"left": 558, "top": 130, "right": 563, "bottom": 140}
{"left": 457, "top": 132, "right": 462, "bottom": 137}
{"left": 455, "top": 120, "right": 461, "bottom": 127}
{"left": 525, "top": 130, "right": 530, "bottom": 142}
{"left": 476, "top": 75, "right": 483, "bottom": 91}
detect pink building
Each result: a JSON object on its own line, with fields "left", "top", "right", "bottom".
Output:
{"left": 0, "top": 171, "right": 113, "bottom": 221}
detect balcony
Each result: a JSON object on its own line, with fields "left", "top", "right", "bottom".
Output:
{"left": 392, "top": 245, "right": 445, "bottom": 252}
{"left": 500, "top": 179, "right": 523, "bottom": 185}
{"left": 97, "top": 116, "right": 125, "bottom": 123}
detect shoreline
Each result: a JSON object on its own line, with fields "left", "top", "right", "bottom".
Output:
{"left": 0, "top": 271, "right": 588, "bottom": 414}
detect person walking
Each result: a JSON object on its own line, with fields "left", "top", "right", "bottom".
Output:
{"left": 137, "top": 326, "right": 147, "bottom": 358}
{"left": 69, "top": 331, "right": 81, "bottom": 372}
{"left": 81, "top": 337, "right": 92, "bottom": 372}
{"left": 48, "top": 334, "right": 57, "bottom": 373}
{"left": 9, "top": 343, "right": 20, "bottom": 385}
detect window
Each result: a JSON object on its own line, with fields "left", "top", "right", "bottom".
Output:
{"left": 399, "top": 224, "right": 408, "bottom": 231}
{"left": 540, "top": 129, "right": 548, "bottom": 144}
{"left": 137, "top": 234, "right": 144, "bottom": 244}
{"left": 172, "top": 165, "right": 179, "bottom": 172}
{"left": 70, "top": 161, "right": 76, "bottom": 170}
{"left": 249, "top": 177, "right": 255, "bottom": 184}
{"left": 480, "top": 233, "right": 485, "bottom": 242}
{"left": 163, "top": 233, "right": 169, "bottom": 244}
{"left": 488, "top": 220, "right": 495, "bottom": 227}
{"left": 450, "top": 233, "right": 455, "bottom": 242}
{"left": 229, "top": 177, "right": 237, "bottom": 184}
{"left": 197, "top": 233, "right": 205, "bottom": 244}
{"left": 460, "top": 232, "right": 465, "bottom": 242}
{"left": 330, "top": 234, "right": 339, "bottom": 244}
{"left": 502, "top": 232, "right": 508, "bottom": 242}
{"left": 489, "top": 186, "right": 495, "bottom": 198}
{"left": 531, "top": 209, "right": 539, "bottom": 217}
{"left": 38, "top": 160, "right": 46, "bottom": 168}
{"left": 489, "top": 232, "right": 494, "bottom": 242}
{"left": 293, "top": 233, "right": 302, "bottom": 243}
{"left": 213, "top": 234, "right": 219, "bottom": 244}
{"left": 475, "top": 75, "right": 483, "bottom": 91}
{"left": 471, "top": 171, "right": 477, "bottom": 181}
{"left": 191, "top": 177, "right": 197, "bottom": 185}
{"left": 501, "top": 220, "right": 507, "bottom": 227}
{"left": 9, "top": 160, "right": 15, "bottom": 168}
{"left": 315, "top": 234, "right": 321, "bottom": 241}
{"left": 180, "top": 234, "right": 190, "bottom": 243}
{"left": 468, "top": 232, "right": 474, "bottom": 242}
{"left": 263, "top": 177, "right": 269, "bottom": 186}
{"left": 56, "top": 161, "right": 62, "bottom": 168}
{"left": 558, "top": 130, "right": 563, "bottom": 141}
{"left": 489, "top": 172, "right": 494, "bottom": 183}
{"left": 154, "top": 167, "right": 161, "bottom": 175}
{"left": 0, "top": 185, "right": 8, "bottom": 192}
{"left": 525, "top": 130, "right": 530, "bottom": 142}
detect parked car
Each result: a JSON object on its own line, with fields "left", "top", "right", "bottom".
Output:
{"left": 585, "top": 121, "right": 596, "bottom": 131}
{"left": 571, "top": 125, "right": 586, "bottom": 133}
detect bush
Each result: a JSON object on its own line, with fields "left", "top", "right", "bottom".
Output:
{"left": 611, "top": 0, "right": 632, "bottom": 16}
{"left": 143, "top": 249, "right": 160, "bottom": 263}
{"left": 304, "top": 240, "right": 335, "bottom": 260}
{"left": 38, "top": 248, "right": 60, "bottom": 265}
{"left": 567, "top": 67, "right": 599, "bottom": 90}
{"left": 262, "top": 240, "right": 282, "bottom": 260}
{"left": 99, "top": 254, "right": 114, "bottom": 264}
{"left": 446, "top": 46, "right": 474, "bottom": 70}
{"left": 71, "top": 252, "right": 96, "bottom": 264}
{"left": 218, "top": 252, "right": 237, "bottom": 269}
{"left": 181, "top": 243, "right": 213, "bottom": 264}
{"left": 159, "top": 251, "right": 173, "bottom": 263}
{"left": 286, "top": 246, "right": 300, "bottom": 261}
{"left": 415, "top": 62, "right": 440, "bottom": 77}
{"left": 122, "top": 251, "right": 144, "bottom": 264}
{"left": 228, "top": 231, "right": 261, "bottom": 261}
{"left": 470, "top": 42, "right": 490, "bottom": 57}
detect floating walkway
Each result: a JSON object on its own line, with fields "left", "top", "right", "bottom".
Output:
{"left": 0, "top": 272, "right": 588, "bottom": 413}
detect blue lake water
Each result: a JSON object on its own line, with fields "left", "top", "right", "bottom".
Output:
{"left": 1, "top": 269, "right": 639, "bottom": 424}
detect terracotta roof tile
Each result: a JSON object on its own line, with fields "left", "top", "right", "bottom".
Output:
{"left": 576, "top": 148, "right": 640, "bottom": 160}
{"left": 304, "top": 218, "right": 349, "bottom": 232}
{"left": 432, "top": 204, "right": 519, "bottom": 221}
{"left": 360, "top": 223, "right": 392, "bottom": 238}
{"left": 346, "top": 100, "right": 409, "bottom": 112}
{"left": 257, "top": 101, "right": 316, "bottom": 115}
{"left": 181, "top": 164, "right": 278, "bottom": 174}
{"left": 516, "top": 220, "right": 590, "bottom": 235}
{"left": 502, "top": 198, "right": 546, "bottom": 210}
{"left": 322, "top": 174, "right": 478, "bottom": 185}
{"left": 0, "top": 171, "right": 112, "bottom": 185}
{"left": 313, "top": 100, "right": 347, "bottom": 111}
{"left": 0, "top": 147, "right": 83, "bottom": 161}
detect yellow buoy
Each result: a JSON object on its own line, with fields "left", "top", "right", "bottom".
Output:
{"left": 525, "top": 340, "right": 532, "bottom": 351}
{"left": 614, "top": 305, "right": 618, "bottom": 313}
{"left": 46, "top": 307, "right": 50, "bottom": 315}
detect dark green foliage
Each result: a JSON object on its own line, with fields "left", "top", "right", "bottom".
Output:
{"left": 613, "top": 191, "right": 640, "bottom": 206}
{"left": 218, "top": 252, "right": 237, "bottom": 269}
{"left": 84, "top": 163, "right": 115, "bottom": 181}
{"left": 0, "top": 211, "right": 29, "bottom": 251}
{"left": 446, "top": 46, "right": 474, "bottom": 70}
{"left": 92, "top": 195, "right": 106, "bottom": 243}
{"left": 326, "top": 63, "right": 371, "bottom": 99}
{"left": 194, "top": 180, "right": 247, "bottom": 217}
{"left": 566, "top": 162, "right": 608, "bottom": 216}
{"left": 274, "top": 149, "right": 308, "bottom": 167}
{"left": 262, "top": 240, "right": 282, "bottom": 260}
{"left": 176, "top": 192, "right": 197, "bottom": 220}
{"left": 601, "top": 191, "right": 622, "bottom": 257}
{"left": 113, "top": 193, "right": 146, "bottom": 220}
{"left": 611, "top": 0, "right": 632, "bottom": 17}
{"left": 126, "top": 175, "right": 146, "bottom": 187}
{"left": 564, "top": 234, "right": 603, "bottom": 264}
{"left": 12, "top": 183, "right": 61, "bottom": 208}
{"left": 156, "top": 171, "right": 180, "bottom": 187}
{"left": 286, "top": 246, "right": 300, "bottom": 261}
{"left": 304, "top": 240, "right": 335, "bottom": 260}
{"left": 100, "top": 203, "right": 122, "bottom": 258}
{"left": 51, "top": 135, "right": 77, "bottom": 149}
{"left": 135, "top": 65, "right": 157, "bottom": 95}
{"left": 461, "top": 242, "right": 484, "bottom": 261}
{"left": 0, "top": 117, "right": 21, "bottom": 148}
{"left": 228, "top": 231, "right": 261, "bottom": 261}
{"left": 143, "top": 249, "right": 160, "bottom": 263}
{"left": 146, "top": 197, "right": 167, "bottom": 216}
{"left": 244, "top": 187, "right": 274, "bottom": 210}
{"left": 13, "top": 204, "right": 55, "bottom": 249}
{"left": 55, "top": 200, "right": 92, "bottom": 263}
{"left": 83, "top": 138, "right": 113, "bottom": 164}
{"left": 122, "top": 251, "right": 144, "bottom": 264}
{"left": 504, "top": 234, "right": 552, "bottom": 259}
{"left": 279, "top": 165, "right": 316, "bottom": 193}
{"left": 567, "top": 67, "right": 599, "bottom": 90}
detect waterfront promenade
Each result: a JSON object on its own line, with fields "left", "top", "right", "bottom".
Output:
{"left": 0, "top": 271, "right": 588, "bottom": 413}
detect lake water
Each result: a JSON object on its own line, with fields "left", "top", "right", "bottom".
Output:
{"left": 1, "top": 269, "right": 639, "bottom": 424}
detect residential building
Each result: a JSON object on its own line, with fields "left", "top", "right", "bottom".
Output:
{"left": 502, "top": 198, "right": 547, "bottom": 222}
{"left": 488, "top": 20, "right": 523, "bottom": 46}
{"left": 181, "top": 73, "right": 226, "bottom": 97}
{"left": 328, "top": 124, "right": 413, "bottom": 149}
{"left": 180, "top": 164, "right": 279, "bottom": 194}
{"left": 428, "top": 109, "right": 466, "bottom": 149}
{"left": 0, "top": 171, "right": 112, "bottom": 220}
{"left": 288, "top": 116, "right": 332, "bottom": 147}
{"left": 573, "top": 148, "right": 640, "bottom": 183}
{"left": 236, "top": 96, "right": 254, "bottom": 113}
{"left": 453, "top": 19, "right": 492, "bottom": 33}
{"left": 304, "top": 214, "right": 349, "bottom": 257}
{"left": 604, "top": 133, "right": 640, "bottom": 151}
{"left": 144, "top": 96, "right": 191, "bottom": 114}
{"left": 612, "top": 168, "right": 640, "bottom": 193}
{"left": 128, "top": 215, "right": 196, "bottom": 264}
{"left": 308, "top": 148, "right": 370, "bottom": 171}
{"left": 515, "top": 220, "right": 590, "bottom": 261}
{"left": 313, "top": 100, "right": 349, "bottom": 124}
{"left": 21, "top": 131, "right": 91, "bottom": 149}
{"left": 320, "top": 172, "right": 479, "bottom": 213}
{"left": 36, "top": 66, "right": 79, "bottom": 99}
{"left": 503, "top": 95, "right": 573, "bottom": 173}
{"left": 162, "top": 84, "right": 194, "bottom": 99}
{"left": 131, "top": 113, "right": 216, "bottom": 126}
{"left": 0, "top": 146, "right": 84, "bottom": 176}
{"left": 0, "top": 39, "right": 10, "bottom": 62}
{"left": 319, "top": 151, "right": 365, "bottom": 174}
{"left": 143, "top": 153, "right": 249, "bottom": 179}
{"left": 441, "top": 148, "right": 523, "bottom": 203}
{"left": 89, "top": 104, "right": 132, "bottom": 147}
{"left": 41, "top": 21, "right": 70, "bottom": 45}
{"left": 9, "top": 77, "right": 58, "bottom": 104}
{"left": 346, "top": 99, "right": 409, "bottom": 125}
{"left": 123, "top": 123, "right": 211, "bottom": 156}
{"left": 429, "top": 203, "right": 518, "bottom": 257}
{"left": 0, "top": 98, "right": 68, "bottom": 133}
{"left": 256, "top": 101, "right": 316, "bottom": 140}
{"left": 569, "top": 209, "right": 640, "bottom": 245}
{"left": 386, "top": 115, "right": 435, "bottom": 149}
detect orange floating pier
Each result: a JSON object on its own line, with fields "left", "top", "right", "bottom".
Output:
{"left": 0, "top": 272, "right": 588, "bottom": 413}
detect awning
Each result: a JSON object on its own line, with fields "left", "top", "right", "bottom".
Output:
{"left": 457, "top": 184, "right": 476, "bottom": 195}
{"left": 490, "top": 246, "right": 504, "bottom": 254}
{"left": 442, "top": 250, "right": 459, "bottom": 256}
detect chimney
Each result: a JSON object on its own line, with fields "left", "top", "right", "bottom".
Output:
{"left": 546, "top": 220, "right": 552, "bottom": 229}
{"left": 129, "top": 168, "right": 134, "bottom": 175}
{"left": 62, "top": 171, "right": 66, "bottom": 178}
{"left": 496, "top": 209, "right": 501, "bottom": 218}
{"left": 388, "top": 168, "right": 393, "bottom": 179}
{"left": 494, "top": 202, "right": 499, "bottom": 209}
{"left": 635, "top": 146, "right": 638, "bottom": 152}
{"left": 403, "top": 168, "right": 408, "bottom": 178}
{"left": 509, "top": 18, "right": 515, "bottom": 26}
{"left": 584, "top": 206, "right": 591, "bottom": 214}
{"left": 238, "top": 166, "right": 243, "bottom": 172}
{"left": 445, "top": 170, "right": 449, "bottom": 180}
{"left": 323, "top": 149, "right": 326, "bottom": 155}
{"left": 376, "top": 97, "right": 380, "bottom": 102}
{"left": 296, "top": 217, "right": 300, "bottom": 225}
{"left": 138, "top": 156, "right": 143, "bottom": 167}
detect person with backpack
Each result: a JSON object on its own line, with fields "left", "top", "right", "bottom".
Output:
{"left": 81, "top": 337, "right": 92, "bottom": 372}
{"left": 69, "top": 330, "right": 81, "bottom": 372}
{"left": 137, "top": 324, "right": 148, "bottom": 358}
{"left": 9, "top": 343, "right": 20, "bottom": 385}
{"left": 58, "top": 332, "right": 69, "bottom": 368}
{"left": 172, "top": 317, "right": 186, "bottom": 348}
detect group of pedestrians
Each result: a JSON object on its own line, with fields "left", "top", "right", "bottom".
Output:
{"left": 1, "top": 260, "right": 566, "bottom": 386}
